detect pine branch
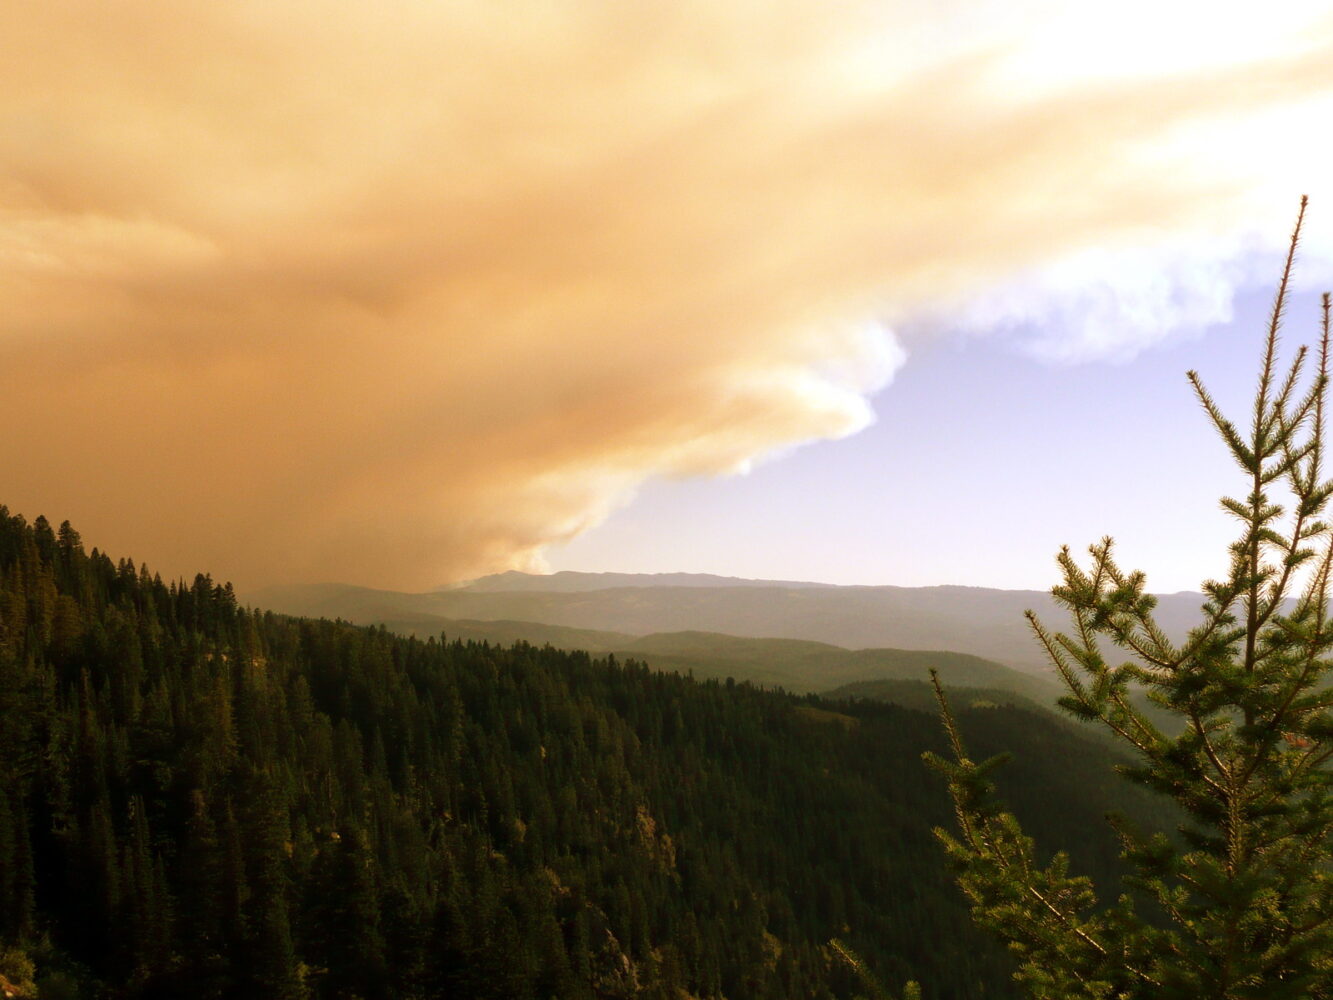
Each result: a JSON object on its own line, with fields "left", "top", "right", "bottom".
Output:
{"left": 925, "top": 198, "right": 1333, "bottom": 1000}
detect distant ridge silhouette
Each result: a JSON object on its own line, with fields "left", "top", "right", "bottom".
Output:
{"left": 449, "top": 569, "right": 837, "bottom": 592}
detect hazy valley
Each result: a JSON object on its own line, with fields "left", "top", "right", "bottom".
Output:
{"left": 252, "top": 571, "right": 1212, "bottom": 693}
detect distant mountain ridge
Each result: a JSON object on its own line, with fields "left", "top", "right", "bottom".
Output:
{"left": 252, "top": 573, "right": 1213, "bottom": 675}
{"left": 451, "top": 569, "right": 837, "bottom": 592}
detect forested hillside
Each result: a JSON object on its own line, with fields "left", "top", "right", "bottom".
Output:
{"left": 0, "top": 507, "right": 1165, "bottom": 999}
{"left": 368, "top": 618, "right": 1060, "bottom": 702}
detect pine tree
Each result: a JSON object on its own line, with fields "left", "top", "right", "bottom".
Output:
{"left": 927, "top": 198, "right": 1333, "bottom": 998}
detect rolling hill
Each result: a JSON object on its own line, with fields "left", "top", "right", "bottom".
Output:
{"left": 252, "top": 599, "right": 1062, "bottom": 704}
{"left": 253, "top": 572, "right": 1213, "bottom": 676}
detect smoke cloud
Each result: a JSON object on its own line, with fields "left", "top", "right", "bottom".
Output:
{"left": 3, "top": 1, "right": 1332, "bottom": 587}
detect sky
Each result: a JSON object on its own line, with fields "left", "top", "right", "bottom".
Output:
{"left": 549, "top": 282, "right": 1320, "bottom": 592}
{"left": 3, "top": 2, "right": 1333, "bottom": 593}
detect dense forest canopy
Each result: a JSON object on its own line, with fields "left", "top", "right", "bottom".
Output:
{"left": 0, "top": 506, "right": 1167, "bottom": 999}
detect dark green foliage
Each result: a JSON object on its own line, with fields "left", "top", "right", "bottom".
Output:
{"left": 928, "top": 200, "right": 1333, "bottom": 998}
{"left": 0, "top": 505, "right": 1161, "bottom": 998}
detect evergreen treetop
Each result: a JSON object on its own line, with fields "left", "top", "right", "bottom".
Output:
{"left": 928, "top": 197, "right": 1333, "bottom": 999}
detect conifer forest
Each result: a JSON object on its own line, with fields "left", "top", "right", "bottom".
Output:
{"left": 0, "top": 506, "right": 1168, "bottom": 999}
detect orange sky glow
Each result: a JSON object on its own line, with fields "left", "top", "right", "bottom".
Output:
{"left": 3, "top": 1, "right": 1333, "bottom": 589}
